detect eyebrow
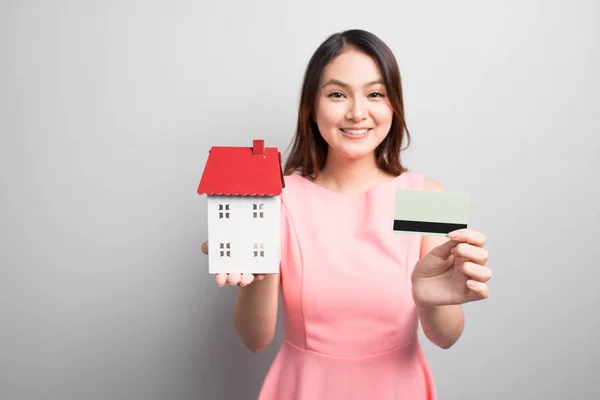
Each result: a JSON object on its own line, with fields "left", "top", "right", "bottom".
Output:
{"left": 320, "top": 78, "right": 385, "bottom": 89}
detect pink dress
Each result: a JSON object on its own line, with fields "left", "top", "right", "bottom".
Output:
{"left": 258, "top": 172, "right": 437, "bottom": 400}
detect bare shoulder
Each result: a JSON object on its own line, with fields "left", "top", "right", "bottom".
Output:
{"left": 419, "top": 177, "right": 449, "bottom": 257}
{"left": 422, "top": 177, "right": 446, "bottom": 191}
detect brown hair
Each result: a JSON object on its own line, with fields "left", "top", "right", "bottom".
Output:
{"left": 283, "top": 29, "right": 411, "bottom": 178}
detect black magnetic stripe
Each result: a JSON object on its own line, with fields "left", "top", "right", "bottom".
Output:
{"left": 393, "top": 219, "right": 467, "bottom": 233}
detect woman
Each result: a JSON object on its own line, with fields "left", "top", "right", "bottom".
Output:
{"left": 202, "top": 29, "right": 491, "bottom": 399}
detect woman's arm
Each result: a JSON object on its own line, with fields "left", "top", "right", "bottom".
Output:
{"left": 414, "top": 300, "right": 464, "bottom": 349}
{"left": 232, "top": 201, "right": 293, "bottom": 353}
{"left": 232, "top": 273, "right": 280, "bottom": 353}
{"left": 414, "top": 177, "right": 465, "bottom": 349}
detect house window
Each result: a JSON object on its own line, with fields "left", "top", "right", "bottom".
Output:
{"left": 253, "top": 203, "right": 264, "bottom": 218}
{"left": 220, "top": 242, "right": 231, "bottom": 257}
{"left": 253, "top": 243, "right": 264, "bottom": 257}
{"left": 219, "top": 204, "right": 230, "bottom": 219}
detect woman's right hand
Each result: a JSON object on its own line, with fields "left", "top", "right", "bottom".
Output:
{"left": 201, "top": 241, "right": 266, "bottom": 287}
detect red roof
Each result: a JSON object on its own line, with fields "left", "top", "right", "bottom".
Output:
{"left": 197, "top": 139, "right": 285, "bottom": 196}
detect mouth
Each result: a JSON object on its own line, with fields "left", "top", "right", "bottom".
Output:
{"left": 340, "top": 128, "right": 371, "bottom": 138}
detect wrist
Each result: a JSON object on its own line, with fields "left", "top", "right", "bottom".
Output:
{"left": 413, "top": 298, "right": 438, "bottom": 313}
{"left": 415, "top": 302, "right": 440, "bottom": 316}
{"left": 411, "top": 277, "right": 432, "bottom": 309}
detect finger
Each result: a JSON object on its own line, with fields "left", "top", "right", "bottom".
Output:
{"left": 201, "top": 241, "right": 208, "bottom": 254}
{"left": 452, "top": 243, "right": 489, "bottom": 265}
{"left": 462, "top": 262, "right": 492, "bottom": 283}
{"left": 256, "top": 274, "right": 265, "bottom": 281}
{"left": 227, "top": 273, "right": 242, "bottom": 286}
{"left": 239, "top": 273, "right": 255, "bottom": 287}
{"left": 466, "top": 280, "right": 490, "bottom": 300}
{"left": 429, "top": 238, "right": 460, "bottom": 258}
{"left": 215, "top": 273, "right": 227, "bottom": 287}
{"left": 449, "top": 229, "right": 486, "bottom": 247}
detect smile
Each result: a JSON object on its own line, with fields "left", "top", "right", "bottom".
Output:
{"left": 340, "top": 128, "right": 371, "bottom": 138}
{"left": 341, "top": 128, "right": 369, "bottom": 134}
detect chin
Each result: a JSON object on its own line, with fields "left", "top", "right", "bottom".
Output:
{"left": 331, "top": 144, "right": 378, "bottom": 161}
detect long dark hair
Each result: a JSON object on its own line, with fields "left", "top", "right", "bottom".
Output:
{"left": 283, "top": 29, "right": 411, "bottom": 178}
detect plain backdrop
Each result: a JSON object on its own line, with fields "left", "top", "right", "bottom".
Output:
{"left": 1, "top": 1, "right": 599, "bottom": 399}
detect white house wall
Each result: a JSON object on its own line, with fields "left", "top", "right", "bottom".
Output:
{"left": 206, "top": 195, "right": 281, "bottom": 274}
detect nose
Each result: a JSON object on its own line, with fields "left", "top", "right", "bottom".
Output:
{"left": 346, "top": 98, "right": 366, "bottom": 121}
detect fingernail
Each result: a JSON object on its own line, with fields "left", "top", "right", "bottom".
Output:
{"left": 466, "top": 280, "right": 478, "bottom": 289}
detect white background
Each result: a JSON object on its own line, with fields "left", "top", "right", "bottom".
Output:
{"left": 1, "top": 0, "right": 598, "bottom": 399}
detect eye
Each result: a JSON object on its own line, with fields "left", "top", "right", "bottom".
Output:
{"left": 368, "top": 92, "right": 385, "bottom": 98}
{"left": 327, "top": 92, "right": 345, "bottom": 98}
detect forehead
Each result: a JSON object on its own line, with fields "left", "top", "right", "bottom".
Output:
{"left": 320, "top": 49, "right": 383, "bottom": 85}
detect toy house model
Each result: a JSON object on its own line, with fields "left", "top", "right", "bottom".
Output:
{"left": 197, "top": 139, "right": 285, "bottom": 274}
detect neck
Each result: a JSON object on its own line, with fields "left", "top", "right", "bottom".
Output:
{"left": 316, "top": 150, "right": 392, "bottom": 195}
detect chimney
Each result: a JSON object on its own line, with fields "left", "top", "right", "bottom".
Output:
{"left": 252, "top": 139, "right": 265, "bottom": 156}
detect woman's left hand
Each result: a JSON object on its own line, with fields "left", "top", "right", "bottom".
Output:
{"left": 411, "top": 228, "right": 492, "bottom": 307}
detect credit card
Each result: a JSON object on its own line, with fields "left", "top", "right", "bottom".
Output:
{"left": 393, "top": 189, "right": 470, "bottom": 236}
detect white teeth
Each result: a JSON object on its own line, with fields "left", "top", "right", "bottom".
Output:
{"left": 342, "top": 129, "right": 369, "bottom": 135}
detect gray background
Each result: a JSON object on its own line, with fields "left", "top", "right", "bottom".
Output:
{"left": 1, "top": 0, "right": 598, "bottom": 399}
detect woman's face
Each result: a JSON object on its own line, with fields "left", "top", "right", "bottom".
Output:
{"left": 314, "top": 48, "right": 393, "bottom": 162}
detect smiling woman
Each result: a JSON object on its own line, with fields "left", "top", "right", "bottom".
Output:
{"left": 284, "top": 30, "right": 410, "bottom": 180}
{"left": 202, "top": 29, "right": 492, "bottom": 400}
